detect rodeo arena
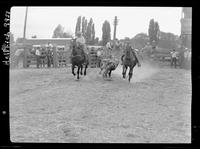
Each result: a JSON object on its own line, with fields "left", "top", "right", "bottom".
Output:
{"left": 10, "top": 7, "right": 191, "bottom": 143}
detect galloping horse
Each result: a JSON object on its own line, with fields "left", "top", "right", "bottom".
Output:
{"left": 121, "top": 44, "right": 138, "bottom": 82}
{"left": 70, "top": 39, "right": 89, "bottom": 80}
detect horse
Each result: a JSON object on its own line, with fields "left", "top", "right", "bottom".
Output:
{"left": 70, "top": 39, "right": 89, "bottom": 80}
{"left": 121, "top": 45, "right": 138, "bottom": 82}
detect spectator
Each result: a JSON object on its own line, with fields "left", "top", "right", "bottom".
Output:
{"left": 170, "top": 49, "right": 178, "bottom": 68}
{"left": 35, "top": 47, "right": 41, "bottom": 68}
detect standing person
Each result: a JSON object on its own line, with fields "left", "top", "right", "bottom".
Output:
{"left": 170, "top": 49, "right": 178, "bottom": 68}
{"left": 35, "top": 47, "right": 41, "bottom": 68}
{"left": 184, "top": 48, "right": 191, "bottom": 69}
{"left": 46, "top": 43, "right": 53, "bottom": 68}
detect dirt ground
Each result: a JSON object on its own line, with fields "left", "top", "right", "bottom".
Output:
{"left": 9, "top": 62, "right": 191, "bottom": 143}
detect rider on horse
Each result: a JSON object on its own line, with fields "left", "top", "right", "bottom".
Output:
{"left": 121, "top": 41, "right": 141, "bottom": 67}
{"left": 76, "top": 31, "right": 86, "bottom": 54}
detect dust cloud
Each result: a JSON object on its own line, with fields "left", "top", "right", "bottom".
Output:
{"left": 81, "top": 61, "right": 159, "bottom": 83}
{"left": 113, "top": 62, "right": 159, "bottom": 83}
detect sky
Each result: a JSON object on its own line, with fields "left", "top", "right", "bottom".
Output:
{"left": 10, "top": 7, "right": 182, "bottom": 41}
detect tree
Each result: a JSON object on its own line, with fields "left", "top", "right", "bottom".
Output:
{"left": 86, "top": 18, "right": 92, "bottom": 44}
{"left": 82, "top": 17, "right": 87, "bottom": 38}
{"left": 131, "top": 33, "right": 149, "bottom": 49}
{"left": 154, "top": 22, "right": 160, "bottom": 46}
{"left": 63, "top": 32, "right": 72, "bottom": 38}
{"left": 158, "top": 31, "right": 180, "bottom": 49}
{"left": 52, "top": 24, "right": 64, "bottom": 38}
{"left": 148, "top": 19, "right": 160, "bottom": 49}
{"left": 85, "top": 18, "right": 95, "bottom": 44}
{"left": 75, "top": 16, "right": 82, "bottom": 36}
{"left": 94, "top": 37, "right": 99, "bottom": 45}
{"left": 102, "top": 20, "right": 111, "bottom": 46}
{"left": 91, "top": 23, "right": 95, "bottom": 44}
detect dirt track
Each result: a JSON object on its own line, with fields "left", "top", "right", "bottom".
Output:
{"left": 9, "top": 63, "right": 191, "bottom": 143}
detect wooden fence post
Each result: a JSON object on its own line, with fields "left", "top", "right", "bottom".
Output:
{"left": 53, "top": 47, "right": 58, "bottom": 68}
{"left": 23, "top": 48, "right": 28, "bottom": 68}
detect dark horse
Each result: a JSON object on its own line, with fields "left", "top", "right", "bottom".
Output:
{"left": 70, "top": 39, "right": 89, "bottom": 80}
{"left": 121, "top": 44, "right": 138, "bottom": 82}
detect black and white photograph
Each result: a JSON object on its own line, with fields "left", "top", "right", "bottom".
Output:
{"left": 9, "top": 7, "right": 191, "bottom": 143}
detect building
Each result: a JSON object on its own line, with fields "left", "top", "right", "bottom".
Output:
{"left": 180, "top": 7, "right": 192, "bottom": 49}
{"left": 23, "top": 38, "right": 72, "bottom": 50}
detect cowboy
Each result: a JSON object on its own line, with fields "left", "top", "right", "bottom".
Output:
{"left": 170, "top": 49, "right": 178, "bottom": 68}
{"left": 46, "top": 43, "right": 53, "bottom": 68}
{"left": 76, "top": 31, "right": 86, "bottom": 54}
{"left": 35, "top": 46, "right": 41, "bottom": 68}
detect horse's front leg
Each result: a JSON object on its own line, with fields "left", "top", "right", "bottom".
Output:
{"left": 108, "top": 70, "right": 112, "bottom": 78}
{"left": 72, "top": 64, "right": 76, "bottom": 76}
{"left": 128, "top": 66, "right": 134, "bottom": 82}
{"left": 77, "top": 65, "right": 80, "bottom": 79}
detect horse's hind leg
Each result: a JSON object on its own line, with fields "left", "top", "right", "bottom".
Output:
{"left": 80, "top": 65, "right": 83, "bottom": 75}
{"left": 72, "top": 65, "right": 76, "bottom": 76}
{"left": 122, "top": 65, "right": 127, "bottom": 79}
{"left": 84, "top": 64, "right": 88, "bottom": 76}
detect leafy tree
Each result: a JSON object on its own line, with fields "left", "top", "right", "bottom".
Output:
{"left": 148, "top": 19, "right": 154, "bottom": 46}
{"left": 85, "top": 18, "right": 96, "bottom": 44}
{"left": 158, "top": 31, "right": 180, "bottom": 49}
{"left": 102, "top": 20, "right": 111, "bottom": 46}
{"left": 91, "top": 23, "right": 95, "bottom": 44}
{"left": 94, "top": 37, "right": 99, "bottom": 45}
{"left": 131, "top": 33, "right": 149, "bottom": 49}
{"left": 82, "top": 17, "right": 87, "bottom": 38}
{"left": 75, "top": 16, "right": 82, "bottom": 36}
{"left": 148, "top": 19, "right": 160, "bottom": 49}
{"left": 154, "top": 22, "right": 160, "bottom": 46}
{"left": 86, "top": 18, "right": 92, "bottom": 44}
{"left": 52, "top": 24, "right": 64, "bottom": 38}
{"left": 52, "top": 24, "right": 73, "bottom": 38}
{"left": 63, "top": 32, "right": 72, "bottom": 38}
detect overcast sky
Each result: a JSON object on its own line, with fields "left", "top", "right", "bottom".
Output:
{"left": 10, "top": 7, "right": 182, "bottom": 40}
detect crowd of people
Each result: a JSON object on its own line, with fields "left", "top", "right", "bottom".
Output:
{"left": 34, "top": 43, "right": 54, "bottom": 68}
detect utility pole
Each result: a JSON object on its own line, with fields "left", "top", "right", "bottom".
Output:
{"left": 113, "top": 16, "right": 118, "bottom": 40}
{"left": 23, "top": 7, "right": 28, "bottom": 39}
{"left": 23, "top": 7, "right": 28, "bottom": 68}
